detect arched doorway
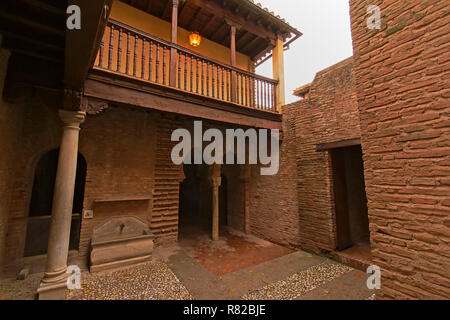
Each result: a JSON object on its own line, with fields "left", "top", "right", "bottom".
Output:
{"left": 24, "top": 149, "right": 87, "bottom": 257}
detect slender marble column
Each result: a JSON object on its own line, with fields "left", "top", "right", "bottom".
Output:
{"left": 38, "top": 110, "right": 86, "bottom": 300}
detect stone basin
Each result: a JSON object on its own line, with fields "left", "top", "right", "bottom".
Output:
{"left": 89, "top": 216, "right": 154, "bottom": 273}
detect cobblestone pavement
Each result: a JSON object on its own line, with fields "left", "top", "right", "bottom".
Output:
{"left": 0, "top": 272, "right": 42, "bottom": 300}
{"left": 67, "top": 261, "right": 192, "bottom": 300}
{"left": 242, "top": 261, "right": 353, "bottom": 300}
{"left": 0, "top": 244, "right": 373, "bottom": 300}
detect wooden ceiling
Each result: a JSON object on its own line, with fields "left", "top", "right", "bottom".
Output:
{"left": 0, "top": 0, "right": 67, "bottom": 90}
{"left": 120, "top": 0, "right": 301, "bottom": 62}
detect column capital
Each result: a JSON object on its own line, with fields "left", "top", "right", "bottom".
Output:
{"left": 172, "top": 0, "right": 179, "bottom": 7}
{"left": 59, "top": 110, "right": 86, "bottom": 129}
{"left": 225, "top": 19, "right": 240, "bottom": 33}
{"left": 211, "top": 176, "right": 222, "bottom": 188}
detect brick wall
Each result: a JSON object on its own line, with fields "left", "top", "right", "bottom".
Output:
{"left": 248, "top": 105, "right": 301, "bottom": 248}
{"left": 267, "top": 57, "right": 361, "bottom": 253}
{"left": 349, "top": 0, "right": 450, "bottom": 299}
{"left": 3, "top": 103, "right": 186, "bottom": 274}
{"left": 0, "top": 38, "right": 23, "bottom": 275}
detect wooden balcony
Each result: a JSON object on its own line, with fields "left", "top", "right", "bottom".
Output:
{"left": 93, "top": 20, "right": 279, "bottom": 113}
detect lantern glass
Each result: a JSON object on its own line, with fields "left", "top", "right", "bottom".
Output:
{"left": 189, "top": 32, "right": 201, "bottom": 47}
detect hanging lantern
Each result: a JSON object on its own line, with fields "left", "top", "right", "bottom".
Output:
{"left": 189, "top": 32, "right": 201, "bottom": 47}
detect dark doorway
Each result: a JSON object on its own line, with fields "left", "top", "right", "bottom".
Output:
{"left": 178, "top": 164, "right": 211, "bottom": 238}
{"left": 330, "top": 145, "right": 370, "bottom": 251}
{"left": 24, "top": 149, "right": 86, "bottom": 257}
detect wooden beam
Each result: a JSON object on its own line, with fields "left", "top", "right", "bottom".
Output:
{"left": 162, "top": 0, "right": 172, "bottom": 20}
{"left": 0, "top": 30, "right": 64, "bottom": 52}
{"left": 236, "top": 30, "right": 250, "bottom": 48}
{"left": 0, "top": 11, "right": 64, "bottom": 37}
{"left": 316, "top": 139, "right": 362, "bottom": 152}
{"left": 240, "top": 35, "right": 260, "bottom": 53}
{"left": 207, "top": 21, "right": 226, "bottom": 39}
{"left": 187, "top": 7, "right": 202, "bottom": 31}
{"left": 64, "top": 0, "right": 113, "bottom": 92}
{"left": 17, "top": 0, "right": 65, "bottom": 17}
{"left": 84, "top": 73, "right": 282, "bottom": 130}
{"left": 200, "top": 14, "right": 216, "bottom": 34}
{"left": 146, "top": 0, "right": 154, "bottom": 12}
{"left": 189, "top": 0, "right": 276, "bottom": 41}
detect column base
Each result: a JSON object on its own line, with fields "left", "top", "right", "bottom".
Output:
{"left": 37, "top": 274, "right": 68, "bottom": 300}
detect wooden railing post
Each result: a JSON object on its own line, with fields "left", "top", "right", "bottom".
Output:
{"left": 272, "top": 34, "right": 285, "bottom": 112}
{"left": 229, "top": 24, "right": 237, "bottom": 103}
{"left": 170, "top": 0, "right": 179, "bottom": 87}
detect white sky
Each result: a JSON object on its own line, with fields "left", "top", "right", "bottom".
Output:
{"left": 255, "top": 0, "right": 354, "bottom": 103}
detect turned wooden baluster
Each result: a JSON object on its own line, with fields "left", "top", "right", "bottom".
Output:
{"left": 141, "top": 38, "right": 146, "bottom": 79}
{"left": 190, "top": 55, "right": 194, "bottom": 92}
{"left": 184, "top": 54, "right": 187, "bottom": 90}
{"left": 264, "top": 81, "right": 268, "bottom": 110}
{"left": 148, "top": 41, "right": 153, "bottom": 81}
{"left": 212, "top": 65, "right": 216, "bottom": 98}
{"left": 201, "top": 60, "right": 205, "bottom": 95}
{"left": 99, "top": 30, "right": 104, "bottom": 68}
{"left": 108, "top": 25, "right": 114, "bottom": 70}
{"left": 156, "top": 43, "right": 160, "bottom": 83}
{"left": 241, "top": 75, "right": 245, "bottom": 105}
{"left": 257, "top": 80, "right": 261, "bottom": 109}
{"left": 221, "top": 68, "right": 225, "bottom": 100}
{"left": 163, "top": 46, "right": 167, "bottom": 85}
{"left": 126, "top": 32, "right": 131, "bottom": 75}
{"left": 178, "top": 52, "right": 182, "bottom": 89}
{"left": 117, "top": 27, "right": 122, "bottom": 72}
{"left": 227, "top": 70, "right": 231, "bottom": 102}
{"left": 206, "top": 63, "right": 210, "bottom": 96}
{"left": 272, "top": 83, "right": 276, "bottom": 111}
{"left": 133, "top": 35, "right": 138, "bottom": 77}
{"left": 196, "top": 59, "right": 200, "bottom": 94}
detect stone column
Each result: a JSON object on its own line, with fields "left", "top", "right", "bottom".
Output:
{"left": 210, "top": 165, "right": 221, "bottom": 241}
{"left": 37, "top": 110, "right": 86, "bottom": 300}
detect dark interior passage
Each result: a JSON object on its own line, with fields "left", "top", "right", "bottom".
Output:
{"left": 24, "top": 149, "right": 86, "bottom": 257}
{"left": 179, "top": 164, "right": 213, "bottom": 237}
{"left": 331, "top": 145, "right": 370, "bottom": 251}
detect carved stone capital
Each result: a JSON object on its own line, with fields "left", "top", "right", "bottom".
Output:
{"left": 209, "top": 164, "right": 222, "bottom": 187}
{"left": 211, "top": 176, "right": 222, "bottom": 188}
{"left": 59, "top": 109, "right": 86, "bottom": 130}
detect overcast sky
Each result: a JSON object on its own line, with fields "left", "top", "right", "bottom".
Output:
{"left": 255, "top": 0, "right": 354, "bottom": 103}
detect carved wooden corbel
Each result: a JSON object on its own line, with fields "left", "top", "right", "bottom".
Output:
{"left": 82, "top": 97, "right": 109, "bottom": 115}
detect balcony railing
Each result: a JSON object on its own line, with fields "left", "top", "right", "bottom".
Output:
{"left": 94, "top": 20, "right": 279, "bottom": 112}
